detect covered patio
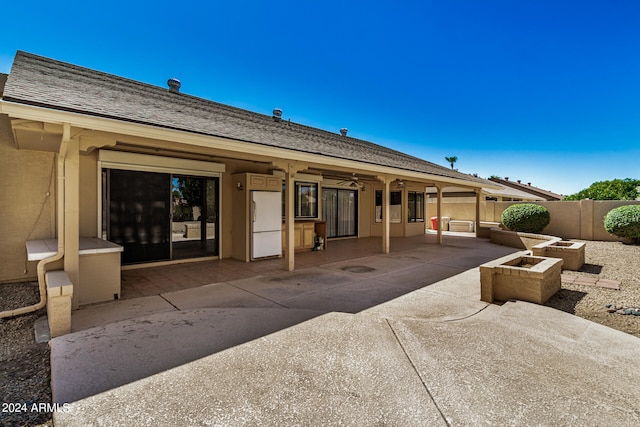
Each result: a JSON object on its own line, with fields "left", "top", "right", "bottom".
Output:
{"left": 112, "top": 234, "right": 518, "bottom": 306}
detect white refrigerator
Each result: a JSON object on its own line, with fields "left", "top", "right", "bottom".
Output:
{"left": 251, "top": 191, "right": 282, "bottom": 260}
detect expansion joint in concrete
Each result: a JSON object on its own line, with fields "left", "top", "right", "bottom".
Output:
{"left": 158, "top": 294, "right": 181, "bottom": 311}
{"left": 445, "top": 303, "right": 491, "bottom": 322}
{"left": 384, "top": 318, "right": 451, "bottom": 427}
{"left": 226, "top": 283, "right": 290, "bottom": 309}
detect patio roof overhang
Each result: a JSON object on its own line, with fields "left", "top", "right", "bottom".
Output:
{"left": 0, "top": 100, "right": 498, "bottom": 191}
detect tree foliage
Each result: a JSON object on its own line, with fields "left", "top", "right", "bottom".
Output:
{"left": 445, "top": 156, "right": 458, "bottom": 170}
{"left": 564, "top": 178, "right": 640, "bottom": 201}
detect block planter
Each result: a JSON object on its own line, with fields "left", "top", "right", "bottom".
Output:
{"left": 532, "top": 240, "right": 585, "bottom": 271}
{"left": 480, "top": 253, "right": 563, "bottom": 304}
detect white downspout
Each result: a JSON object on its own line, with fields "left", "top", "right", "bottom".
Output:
{"left": 0, "top": 123, "right": 69, "bottom": 319}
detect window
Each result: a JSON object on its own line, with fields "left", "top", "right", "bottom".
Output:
{"left": 408, "top": 191, "right": 424, "bottom": 222}
{"left": 375, "top": 190, "right": 402, "bottom": 223}
{"left": 295, "top": 182, "right": 318, "bottom": 218}
{"left": 390, "top": 191, "right": 402, "bottom": 223}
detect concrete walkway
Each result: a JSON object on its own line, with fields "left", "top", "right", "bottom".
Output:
{"left": 50, "top": 238, "right": 640, "bottom": 426}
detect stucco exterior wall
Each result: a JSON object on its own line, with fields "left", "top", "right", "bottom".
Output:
{"left": 0, "top": 115, "right": 56, "bottom": 283}
{"left": 441, "top": 199, "right": 640, "bottom": 241}
{"left": 80, "top": 151, "right": 98, "bottom": 237}
{"left": 368, "top": 183, "right": 427, "bottom": 237}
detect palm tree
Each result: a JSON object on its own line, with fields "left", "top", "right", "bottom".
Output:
{"left": 445, "top": 156, "right": 458, "bottom": 170}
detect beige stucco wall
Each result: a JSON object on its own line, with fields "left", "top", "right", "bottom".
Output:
{"left": 368, "top": 182, "right": 427, "bottom": 237}
{"left": 79, "top": 151, "right": 98, "bottom": 237}
{"left": 440, "top": 199, "right": 640, "bottom": 241}
{"left": 0, "top": 115, "right": 56, "bottom": 283}
{"left": 358, "top": 187, "right": 371, "bottom": 238}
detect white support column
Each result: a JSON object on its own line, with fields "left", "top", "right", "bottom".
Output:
{"left": 284, "top": 164, "right": 296, "bottom": 271}
{"left": 377, "top": 175, "right": 392, "bottom": 254}
{"left": 436, "top": 184, "right": 443, "bottom": 245}
{"left": 475, "top": 189, "right": 481, "bottom": 238}
{"left": 64, "top": 135, "right": 81, "bottom": 309}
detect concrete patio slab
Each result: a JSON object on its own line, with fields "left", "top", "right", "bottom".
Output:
{"left": 161, "top": 281, "right": 284, "bottom": 310}
{"left": 321, "top": 253, "right": 422, "bottom": 276}
{"left": 51, "top": 307, "right": 326, "bottom": 405}
{"left": 228, "top": 267, "right": 361, "bottom": 301}
{"left": 72, "top": 295, "right": 176, "bottom": 332}
{"left": 53, "top": 312, "right": 446, "bottom": 427}
{"left": 389, "top": 301, "right": 640, "bottom": 426}
{"left": 49, "top": 236, "right": 640, "bottom": 425}
{"left": 363, "top": 270, "right": 489, "bottom": 321}
{"left": 279, "top": 277, "right": 420, "bottom": 313}
{"left": 374, "top": 262, "right": 465, "bottom": 289}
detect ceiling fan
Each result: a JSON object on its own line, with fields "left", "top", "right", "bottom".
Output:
{"left": 335, "top": 173, "right": 363, "bottom": 188}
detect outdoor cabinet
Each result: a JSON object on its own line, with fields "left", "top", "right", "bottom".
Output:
{"left": 281, "top": 221, "right": 323, "bottom": 252}
{"left": 297, "top": 222, "right": 315, "bottom": 249}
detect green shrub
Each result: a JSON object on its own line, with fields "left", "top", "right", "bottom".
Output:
{"left": 603, "top": 205, "right": 640, "bottom": 243}
{"left": 501, "top": 204, "right": 550, "bottom": 233}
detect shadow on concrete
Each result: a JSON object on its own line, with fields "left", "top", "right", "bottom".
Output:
{"left": 52, "top": 235, "right": 521, "bottom": 404}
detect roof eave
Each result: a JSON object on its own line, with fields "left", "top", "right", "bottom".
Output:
{"left": 0, "top": 99, "right": 488, "bottom": 188}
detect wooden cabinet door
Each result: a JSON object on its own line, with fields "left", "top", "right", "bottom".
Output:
{"left": 302, "top": 223, "right": 315, "bottom": 248}
{"left": 294, "top": 224, "right": 303, "bottom": 249}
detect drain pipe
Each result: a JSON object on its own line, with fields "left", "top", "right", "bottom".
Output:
{"left": 0, "top": 123, "right": 69, "bottom": 319}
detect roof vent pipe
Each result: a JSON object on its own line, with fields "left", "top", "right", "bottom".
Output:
{"left": 273, "top": 108, "right": 282, "bottom": 122}
{"left": 167, "top": 78, "right": 181, "bottom": 93}
{"left": 340, "top": 128, "right": 348, "bottom": 136}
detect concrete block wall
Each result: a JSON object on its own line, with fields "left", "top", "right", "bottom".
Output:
{"left": 433, "top": 199, "right": 640, "bottom": 242}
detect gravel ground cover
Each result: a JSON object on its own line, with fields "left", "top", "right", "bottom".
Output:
{"left": 0, "top": 282, "right": 53, "bottom": 427}
{"left": 0, "top": 240, "right": 637, "bottom": 426}
{"left": 545, "top": 240, "right": 640, "bottom": 338}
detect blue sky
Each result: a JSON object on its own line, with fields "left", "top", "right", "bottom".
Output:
{"left": 1, "top": 0, "right": 638, "bottom": 196}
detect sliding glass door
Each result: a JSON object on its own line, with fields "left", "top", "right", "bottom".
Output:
{"left": 171, "top": 176, "right": 218, "bottom": 260}
{"left": 103, "top": 169, "right": 219, "bottom": 264}
{"left": 106, "top": 169, "right": 171, "bottom": 264}
{"left": 322, "top": 188, "right": 358, "bottom": 238}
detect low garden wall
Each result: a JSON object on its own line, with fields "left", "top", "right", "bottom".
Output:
{"left": 489, "top": 229, "right": 559, "bottom": 250}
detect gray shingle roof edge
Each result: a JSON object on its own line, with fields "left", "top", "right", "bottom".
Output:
{"left": 3, "top": 51, "right": 487, "bottom": 185}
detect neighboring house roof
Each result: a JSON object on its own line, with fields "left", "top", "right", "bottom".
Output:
{"left": 482, "top": 182, "right": 545, "bottom": 201}
{"left": 2, "top": 51, "right": 487, "bottom": 187}
{"left": 489, "top": 177, "right": 564, "bottom": 201}
{"left": 427, "top": 182, "right": 545, "bottom": 201}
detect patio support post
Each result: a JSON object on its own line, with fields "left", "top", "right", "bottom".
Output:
{"left": 475, "top": 188, "right": 481, "bottom": 238}
{"left": 436, "top": 184, "right": 443, "bottom": 245}
{"left": 377, "top": 175, "right": 392, "bottom": 254}
{"left": 284, "top": 164, "right": 296, "bottom": 271}
{"left": 64, "top": 133, "right": 81, "bottom": 309}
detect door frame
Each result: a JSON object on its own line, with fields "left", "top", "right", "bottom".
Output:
{"left": 98, "top": 150, "right": 225, "bottom": 261}
{"left": 322, "top": 187, "right": 359, "bottom": 238}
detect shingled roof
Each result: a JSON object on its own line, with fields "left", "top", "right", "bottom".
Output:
{"left": 3, "top": 51, "right": 486, "bottom": 185}
{"left": 488, "top": 177, "right": 564, "bottom": 201}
